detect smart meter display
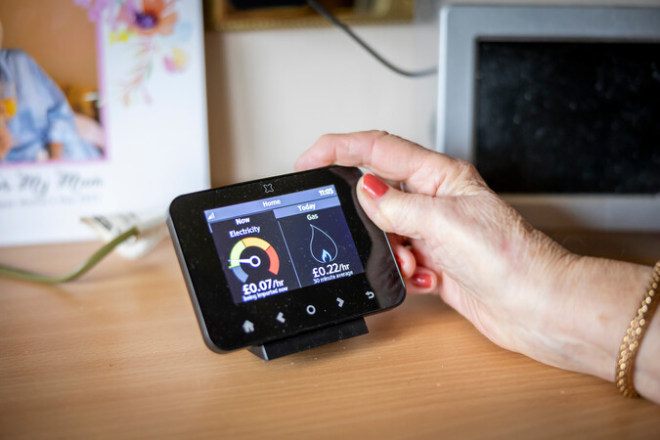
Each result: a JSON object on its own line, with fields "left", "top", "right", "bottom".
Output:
{"left": 205, "top": 185, "right": 365, "bottom": 304}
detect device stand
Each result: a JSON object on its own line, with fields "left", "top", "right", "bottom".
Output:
{"left": 248, "top": 318, "right": 368, "bottom": 361}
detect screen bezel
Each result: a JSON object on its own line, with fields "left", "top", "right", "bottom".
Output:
{"left": 437, "top": 5, "right": 660, "bottom": 230}
{"left": 168, "top": 166, "right": 405, "bottom": 352}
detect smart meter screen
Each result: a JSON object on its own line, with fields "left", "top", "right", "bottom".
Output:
{"left": 204, "top": 185, "right": 365, "bottom": 304}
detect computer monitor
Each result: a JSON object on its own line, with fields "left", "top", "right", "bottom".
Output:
{"left": 437, "top": 5, "right": 660, "bottom": 230}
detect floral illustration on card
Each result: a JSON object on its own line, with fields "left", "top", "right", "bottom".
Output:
{"left": 76, "top": 0, "right": 192, "bottom": 105}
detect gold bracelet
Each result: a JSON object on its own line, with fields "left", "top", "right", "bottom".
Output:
{"left": 616, "top": 261, "right": 660, "bottom": 398}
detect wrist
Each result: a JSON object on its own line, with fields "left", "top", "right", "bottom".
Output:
{"left": 634, "top": 300, "right": 660, "bottom": 403}
{"left": 542, "top": 256, "right": 653, "bottom": 381}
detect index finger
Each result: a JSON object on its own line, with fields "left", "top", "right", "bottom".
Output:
{"left": 295, "top": 131, "right": 460, "bottom": 196}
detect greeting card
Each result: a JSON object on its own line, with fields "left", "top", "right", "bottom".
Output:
{"left": 0, "top": 0, "right": 209, "bottom": 246}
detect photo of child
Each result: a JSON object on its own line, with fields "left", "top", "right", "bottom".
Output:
{"left": 0, "top": 21, "right": 105, "bottom": 164}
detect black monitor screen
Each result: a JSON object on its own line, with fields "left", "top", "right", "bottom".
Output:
{"left": 475, "top": 41, "right": 660, "bottom": 194}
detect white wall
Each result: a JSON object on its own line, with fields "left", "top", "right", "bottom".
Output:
{"left": 204, "top": 0, "right": 660, "bottom": 185}
{"left": 205, "top": 23, "right": 437, "bottom": 185}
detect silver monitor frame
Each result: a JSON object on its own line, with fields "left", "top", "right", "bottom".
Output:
{"left": 437, "top": 5, "right": 660, "bottom": 231}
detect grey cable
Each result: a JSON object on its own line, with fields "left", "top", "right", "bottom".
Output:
{"left": 306, "top": 0, "right": 437, "bottom": 78}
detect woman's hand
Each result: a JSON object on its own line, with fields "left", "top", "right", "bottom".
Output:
{"left": 296, "top": 131, "right": 569, "bottom": 353}
{"left": 296, "top": 131, "right": 658, "bottom": 403}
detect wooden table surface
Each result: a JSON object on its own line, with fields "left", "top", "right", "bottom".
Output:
{"left": 1, "top": 234, "right": 659, "bottom": 439}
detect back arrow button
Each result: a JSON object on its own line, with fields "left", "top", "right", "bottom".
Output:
{"left": 336, "top": 297, "right": 344, "bottom": 308}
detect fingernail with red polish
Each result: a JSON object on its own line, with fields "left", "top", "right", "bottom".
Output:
{"left": 411, "top": 272, "right": 432, "bottom": 289}
{"left": 363, "top": 174, "right": 388, "bottom": 199}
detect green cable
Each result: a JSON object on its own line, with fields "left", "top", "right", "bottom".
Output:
{"left": 0, "top": 226, "right": 139, "bottom": 285}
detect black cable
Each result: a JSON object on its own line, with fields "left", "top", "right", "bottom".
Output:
{"left": 306, "top": 0, "right": 437, "bottom": 78}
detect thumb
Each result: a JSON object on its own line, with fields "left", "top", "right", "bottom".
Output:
{"left": 357, "top": 173, "right": 433, "bottom": 240}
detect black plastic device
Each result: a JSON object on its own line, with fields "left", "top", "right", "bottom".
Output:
{"left": 167, "top": 166, "right": 405, "bottom": 359}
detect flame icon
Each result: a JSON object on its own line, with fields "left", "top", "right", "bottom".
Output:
{"left": 309, "top": 225, "right": 338, "bottom": 263}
